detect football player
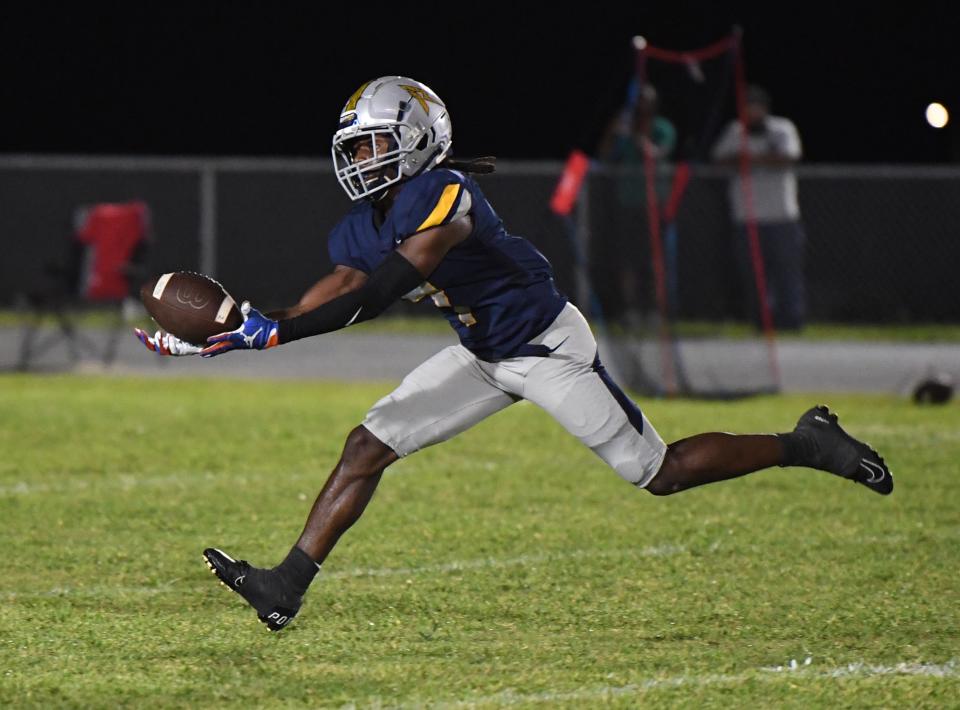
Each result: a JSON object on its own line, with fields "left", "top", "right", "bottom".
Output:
{"left": 135, "top": 76, "right": 892, "bottom": 631}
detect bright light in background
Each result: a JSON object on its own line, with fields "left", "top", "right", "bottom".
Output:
{"left": 926, "top": 102, "right": 949, "bottom": 129}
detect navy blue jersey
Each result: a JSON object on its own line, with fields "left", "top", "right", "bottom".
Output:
{"left": 327, "top": 168, "right": 567, "bottom": 361}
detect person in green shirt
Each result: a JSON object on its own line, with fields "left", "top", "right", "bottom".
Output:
{"left": 597, "top": 85, "right": 676, "bottom": 325}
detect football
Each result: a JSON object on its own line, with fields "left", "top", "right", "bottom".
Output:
{"left": 140, "top": 271, "right": 243, "bottom": 345}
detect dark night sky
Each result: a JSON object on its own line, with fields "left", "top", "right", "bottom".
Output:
{"left": 2, "top": 2, "right": 958, "bottom": 163}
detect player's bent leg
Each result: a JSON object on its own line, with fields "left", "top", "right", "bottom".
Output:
{"left": 362, "top": 345, "right": 517, "bottom": 457}
{"left": 526, "top": 356, "right": 668, "bottom": 487}
{"left": 515, "top": 305, "right": 667, "bottom": 487}
{"left": 520, "top": 317, "right": 781, "bottom": 496}
{"left": 645, "top": 433, "right": 782, "bottom": 496}
{"left": 294, "top": 424, "right": 399, "bottom": 562}
{"left": 203, "top": 424, "right": 397, "bottom": 631}
{"left": 515, "top": 306, "right": 892, "bottom": 498}
{"left": 645, "top": 405, "right": 893, "bottom": 496}
{"left": 202, "top": 345, "right": 519, "bottom": 631}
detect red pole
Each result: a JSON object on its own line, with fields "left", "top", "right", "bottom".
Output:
{"left": 732, "top": 29, "right": 781, "bottom": 388}
{"left": 636, "top": 45, "right": 677, "bottom": 397}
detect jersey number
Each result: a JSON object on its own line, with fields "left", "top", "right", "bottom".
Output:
{"left": 403, "top": 282, "right": 477, "bottom": 327}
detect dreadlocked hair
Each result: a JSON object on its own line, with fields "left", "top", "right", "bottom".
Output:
{"left": 438, "top": 155, "right": 497, "bottom": 174}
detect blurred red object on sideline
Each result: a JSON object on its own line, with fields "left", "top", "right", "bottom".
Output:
{"left": 550, "top": 150, "right": 590, "bottom": 217}
{"left": 76, "top": 201, "right": 150, "bottom": 301}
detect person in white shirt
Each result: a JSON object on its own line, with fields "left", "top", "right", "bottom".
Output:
{"left": 712, "top": 85, "right": 805, "bottom": 330}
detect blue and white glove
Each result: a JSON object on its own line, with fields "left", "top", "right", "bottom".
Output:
{"left": 201, "top": 301, "right": 279, "bottom": 358}
{"left": 134, "top": 328, "right": 203, "bottom": 356}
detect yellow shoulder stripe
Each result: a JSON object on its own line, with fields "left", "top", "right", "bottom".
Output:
{"left": 416, "top": 184, "right": 462, "bottom": 233}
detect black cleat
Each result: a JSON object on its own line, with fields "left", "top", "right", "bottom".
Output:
{"left": 792, "top": 405, "right": 893, "bottom": 495}
{"left": 202, "top": 548, "right": 302, "bottom": 631}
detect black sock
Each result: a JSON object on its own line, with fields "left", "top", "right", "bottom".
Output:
{"left": 777, "top": 432, "right": 816, "bottom": 468}
{"left": 274, "top": 546, "right": 319, "bottom": 595}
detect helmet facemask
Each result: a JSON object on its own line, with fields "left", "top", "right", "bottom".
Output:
{"left": 332, "top": 77, "right": 453, "bottom": 202}
{"left": 333, "top": 126, "right": 405, "bottom": 201}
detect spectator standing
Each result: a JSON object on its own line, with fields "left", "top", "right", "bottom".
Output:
{"left": 712, "top": 85, "right": 805, "bottom": 330}
{"left": 597, "top": 85, "right": 676, "bottom": 325}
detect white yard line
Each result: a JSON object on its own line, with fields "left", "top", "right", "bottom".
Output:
{"left": 0, "top": 474, "right": 180, "bottom": 497}
{"left": 0, "top": 470, "right": 319, "bottom": 497}
{"left": 419, "top": 659, "right": 958, "bottom": 708}
{"left": 325, "top": 544, "right": 685, "bottom": 580}
{"left": 6, "top": 529, "right": 954, "bottom": 601}
{"left": 0, "top": 460, "right": 424, "bottom": 496}
{"left": 2, "top": 545, "right": 686, "bottom": 600}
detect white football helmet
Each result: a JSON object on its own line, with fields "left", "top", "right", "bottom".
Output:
{"left": 332, "top": 76, "right": 453, "bottom": 201}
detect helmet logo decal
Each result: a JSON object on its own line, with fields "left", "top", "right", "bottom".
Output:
{"left": 343, "top": 81, "right": 372, "bottom": 113}
{"left": 399, "top": 85, "right": 442, "bottom": 114}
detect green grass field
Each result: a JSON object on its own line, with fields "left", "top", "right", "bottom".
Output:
{"left": 1, "top": 376, "right": 958, "bottom": 708}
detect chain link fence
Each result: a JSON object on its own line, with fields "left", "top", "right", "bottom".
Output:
{"left": 1, "top": 156, "right": 958, "bottom": 325}
{"left": 586, "top": 164, "right": 960, "bottom": 326}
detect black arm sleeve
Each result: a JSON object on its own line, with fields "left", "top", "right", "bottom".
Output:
{"left": 277, "top": 251, "right": 425, "bottom": 344}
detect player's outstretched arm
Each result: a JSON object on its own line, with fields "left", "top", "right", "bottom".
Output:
{"left": 198, "top": 267, "right": 369, "bottom": 357}
{"left": 277, "top": 216, "right": 472, "bottom": 344}
{"left": 267, "top": 266, "right": 368, "bottom": 320}
{"left": 134, "top": 267, "right": 369, "bottom": 358}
